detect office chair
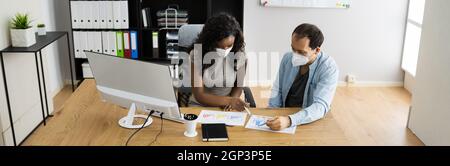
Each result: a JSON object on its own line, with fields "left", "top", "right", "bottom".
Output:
{"left": 177, "top": 24, "right": 256, "bottom": 108}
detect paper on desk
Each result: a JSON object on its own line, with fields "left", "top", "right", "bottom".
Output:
{"left": 197, "top": 110, "right": 247, "bottom": 126}
{"left": 245, "top": 115, "right": 296, "bottom": 134}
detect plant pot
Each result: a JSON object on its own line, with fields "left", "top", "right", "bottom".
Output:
{"left": 10, "top": 28, "right": 36, "bottom": 47}
{"left": 37, "top": 27, "right": 46, "bottom": 36}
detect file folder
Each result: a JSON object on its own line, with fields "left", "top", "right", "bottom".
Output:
{"left": 153, "top": 32, "right": 159, "bottom": 48}
{"left": 94, "top": 32, "right": 102, "bottom": 53}
{"left": 91, "top": 1, "right": 100, "bottom": 29}
{"left": 123, "top": 31, "right": 131, "bottom": 58}
{"left": 152, "top": 32, "right": 159, "bottom": 58}
{"left": 106, "top": 1, "right": 114, "bottom": 29}
{"left": 141, "top": 8, "right": 151, "bottom": 28}
{"left": 87, "top": 32, "right": 95, "bottom": 54}
{"left": 113, "top": 1, "right": 122, "bottom": 29}
{"left": 130, "top": 31, "right": 138, "bottom": 59}
{"left": 70, "top": 1, "right": 80, "bottom": 28}
{"left": 99, "top": 1, "right": 108, "bottom": 29}
{"left": 116, "top": 31, "right": 124, "bottom": 57}
{"left": 142, "top": 9, "right": 148, "bottom": 28}
{"left": 85, "top": 1, "right": 94, "bottom": 29}
{"left": 102, "top": 31, "right": 110, "bottom": 54}
{"left": 109, "top": 32, "right": 117, "bottom": 56}
{"left": 79, "top": 1, "right": 88, "bottom": 29}
{"left": 79, "top": 31, "right": 88, "bottom": 58}
{"left": 73, "top": 31, "right": 81, "bottom": 58}
{"left": 120, "top": 0, "right": 129, "bottom": 29}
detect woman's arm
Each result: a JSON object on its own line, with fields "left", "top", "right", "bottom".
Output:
{"left": 230, "top": 87, "right": 243, "bottom": 98}
{"left": 191, "top": 62, "right": 246, "bottom": 111}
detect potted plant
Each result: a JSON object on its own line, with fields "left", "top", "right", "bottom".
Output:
{"left": 10, "top": 13, "right": 35, "bottom": 47}
{"left": 37, "top": 23, "right": 46, "bottom": 36}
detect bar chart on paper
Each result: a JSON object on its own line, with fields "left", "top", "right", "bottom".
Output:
{"left": 245, "top": 115, "right": 296, "bottom": 134}
{"left": 197, "top": 110, "right": 247, "bottom": 126}
{"left": 260, "top": 0, "right": 351, "bottom": 9}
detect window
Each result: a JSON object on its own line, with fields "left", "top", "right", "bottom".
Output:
{"left": 401, "top": 0, "right": 426, "bottom": 77}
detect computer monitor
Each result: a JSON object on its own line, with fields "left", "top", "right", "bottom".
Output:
{"left": 85, "top": 51, "right": 184, "bottom": 126}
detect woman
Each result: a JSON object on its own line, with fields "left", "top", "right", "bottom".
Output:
{"left": 189, "top": 13, "right": 247, "bottom": 112}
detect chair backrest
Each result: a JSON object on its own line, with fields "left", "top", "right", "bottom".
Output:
{"left": 178, "top": 24, "right": 204, "bottom": 50}
{"left": 176, "top": 24, "right": 256, "bottom": 107}
{"left": 177, "top": 24, "right": 203, "bottom": 106}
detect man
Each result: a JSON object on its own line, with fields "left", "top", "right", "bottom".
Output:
{"left": 267, "top": 23, "right": 339, "bottom": 131}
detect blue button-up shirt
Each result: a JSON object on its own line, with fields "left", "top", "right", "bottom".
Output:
{"left": 269, "top": 52, "right": 339, "bottom": 126}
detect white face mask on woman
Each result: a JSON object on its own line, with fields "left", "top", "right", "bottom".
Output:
{"left": 216, "top": 47, "right": 233, "bottom": 58}
{"left": 291, "top": 52, "right": 311, "bottom": 67}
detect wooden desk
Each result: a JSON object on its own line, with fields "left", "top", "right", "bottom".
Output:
{"left": 23, "top": 79, "right": 349, "bottom": 146}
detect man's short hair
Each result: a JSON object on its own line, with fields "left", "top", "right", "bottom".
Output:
{"left": 292, "top": 23, "right": 324, "bottom": 49}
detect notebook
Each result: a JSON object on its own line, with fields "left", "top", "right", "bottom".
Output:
{"left": 201, "top": 123, "right": 229, "bottom": 142}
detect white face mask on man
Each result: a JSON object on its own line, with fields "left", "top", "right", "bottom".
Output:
{"left": 291, "top": 52, "right": 311, "bottom": 67}
{"left": 216, "top": 47, "right": 233, "bottom": 58}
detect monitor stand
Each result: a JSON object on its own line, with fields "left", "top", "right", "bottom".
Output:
{"left": 118, "top": 103, "right": 153, "bottom": 129}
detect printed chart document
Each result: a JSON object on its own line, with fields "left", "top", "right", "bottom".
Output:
{"left": 245, "top": 115, "right": 296, "bottom": 134}
{"left": 198, "top": 110, "right": 247, "bottom": 126}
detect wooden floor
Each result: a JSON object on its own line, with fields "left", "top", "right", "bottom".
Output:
{"left": 22, "top": 84, "right": 424, "bottom": 146}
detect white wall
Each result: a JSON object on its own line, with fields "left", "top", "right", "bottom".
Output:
{"left": 40, "top": 0, "right": 71, "bottom": 96}
{"left": 243, "top": 0, "right": 408, "bottom": 85}
{"left": 404, "top": 72, "right": 414, "bottom": 94}
{"left": 408, "top": 0, "right": 450, "bottom": 146}
{"left": 0, "top": 0, "right": 70, "bottom": 146}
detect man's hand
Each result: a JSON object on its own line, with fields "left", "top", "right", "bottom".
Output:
{"left": 266, "top": 116, "right": 292, "bottom": 131}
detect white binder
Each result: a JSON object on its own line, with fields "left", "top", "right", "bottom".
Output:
{"left": 120, "top": 0, "right": 129, "bottom": 29}
{"left": 91, "top": 1, "right": 100, "bottom": 29}
{"left": 79, "top": 1, "right": 88, "bottom": 29}
{"left": 86, "top": 32, "right": 95, "bottom": 54}
{"left": 108, "top": 32, "right": 117, "bottom": 56}
{"left": 85, "top": 1, "right": 95, "bottom": 29}
{"left": 70, "top": 1, "right": 80, "bottom": 28}
{"left": 98, "top": 1, "right": 107, "bottom": 29}
{"left": 102, "top": 31, "right": 109, "bottom": 54}
{"left": 113, "top": 1, "right": 122, "bottom": 29}
{"left": 94, "top": 32, "right": 102, "bottom": 53}
{"left": 79, "top": 31, "right": 88, "bottom": 59}
{"left": 73, "top": 31, "right": 81, "bottom": 58}
{"left": 106, "top": 1, "right": 114, "bottom": 29}
{"left": 81, "top": 1, "right": 94, "bottom": 29}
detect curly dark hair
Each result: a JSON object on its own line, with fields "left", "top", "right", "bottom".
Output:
{"left": 189, "top": 13, "right": 245, "bottom": 71}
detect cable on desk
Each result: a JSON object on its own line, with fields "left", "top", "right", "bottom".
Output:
{"left": 125, "top": 110, "right": 155, "bottom": 146}
{"left": 149, "top": 113, "right": 164, "bottom": 146}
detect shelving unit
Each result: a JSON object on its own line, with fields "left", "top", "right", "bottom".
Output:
{"left": 68, "top": 0, "right": 243, "bottom": 83}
